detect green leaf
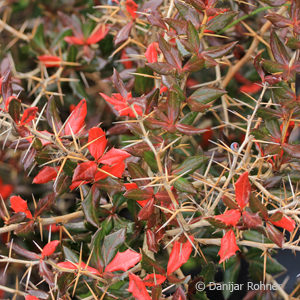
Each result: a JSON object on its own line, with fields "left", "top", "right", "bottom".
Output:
{"left": 187, "top": 21, "right": 200, "bottom": 53}
{"left": 207, "top": 11, "right": 238, "bottom": 32}
{"left": 51, "top": 28, "right": 73, "bottom": 48}
{"left": 63, "top": 246, "right": 79, "bottom": 263}
{"left": 187, "top": 87, "right": 226, "bottom": 111}
{"left": 200, "top": 262, "right": 215, "bottom": 284}
{"left": 222, "top": 256, "right": 240, "bottom": 299}
{"left": 245, "top": 248, "right": 286, "bottom": 282}
{"left": 82, "top": 188, "right": 100, "bottom": 228}
{"left": 63, "top": 159, "right": 77, "bottom": 177}
{"left": 242, "top": 230, "right": 271, "bottom": 243}
{"left": 32, "top": 24, "right": 46, "bottom": 50}
{"left": 101, "top": 228, "right": 126, "bottom": 266}
{"left": 67, "top": 45, "right": 78, "bottom": 62}
{"left": 143, "top": 151, "right": 158, "bottom": 172}
{"left": 173, "top": 177, "right": 196, "bottom": 193}
{"left": 173, "top": 155, "right": 207, "bottom": 175}
{"left": 141, "top": 250, "right": 166, "bottom": 274}
{"left": 262, "top": 59, "right": 285, "bottom": 73}
{"left": 134, "top": 67, "right": 154, "bottom": 95}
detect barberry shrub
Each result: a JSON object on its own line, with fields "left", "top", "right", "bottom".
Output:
{"left": 0, "top": 0, "right": 299, "bottom": 299}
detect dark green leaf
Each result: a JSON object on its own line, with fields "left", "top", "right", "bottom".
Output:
{"left": 8, "top": 97, "right": 21, "bottom": 123}
{"left": 207, "top": 12, "right": 238, "bottom": 32}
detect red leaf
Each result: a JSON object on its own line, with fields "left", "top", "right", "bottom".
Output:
{"left": 86, "top": 25, "right": 110, "bottom": 44}
{"left": 72, "top": 161, "right": 97, "bottom": 184}
{"left": 10, "top": 196, "right": 32, "bottom": 219}
{"left": 64, "top": 36, "right": 85, "bottom": 45}
{"left": 124, "top": 182, "right": 138, "bottom": 190}
{"left": 64, "top": 99, "right": 87, "bottom": 135}
{"left": 0, "top": 178, "right": 13, "bottom": 199}
{"left": 145, "top": 42, "right": 158, "bottom": 63}
{"left": 143, "top": 273, "right": 166, "bottom": 286}
{"left": 94, "top": 161, "right": 125, "bottom": 181}
{"left": 121, "top": 50, "right": 133, "bottom": 69}
{"left": 88, "top": 127, "right": 107, "bottom": 161}
{"left": 126, "top": 0, "right": 138, "bottom": 19}
{"left": 218, "top": 229, "right": 240, "bottom": 264}
{"left": 240, "top": 83, "right": 262, "bottom": 94}
{"left": 105, "top": 249, "right": 141, "bottom": 272}
{"left": 25, "top": 296, "right": 40, "bottom": 300}
{"left": 19, "top": 107, "right": 38, "bottom": 126}
{"left": 38, "top": 55, "right": 61, "bottom": 67}
{"left": 100, "top": 92, "right": 143, "bottom": 117}
{"left": 33, "top": 166, "right": 57, "bottom": 184}
{"left": 128, "top": 273, "right": 151, "bottom": 300}
{"left": 214, "top": 209, "right": 241, "bottom": 227}
{"left": 271, "top": 216, "right": 295, "bottom": 232}
{"left": 99, "top": 148, "right": 130, "bottom": 165}
{"left": 235, "top": 172, "right": 251, "bottom": 210}
{"left": 57, "top": 261, "right": 101, "bottom": 275}
{"left": 167, "top": 235, "right": 194, "bottom": 275}
{"left": 41, "top": 240, "right": 60, "bottom": 258}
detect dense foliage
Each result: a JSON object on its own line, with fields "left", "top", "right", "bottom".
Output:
{"left": 0, "top": 0, "right": 300, "bottom": 299}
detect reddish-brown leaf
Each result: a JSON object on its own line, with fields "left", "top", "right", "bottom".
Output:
{"left": 146, "top": 229, "right": 158, "bottom": 253}
{"left": 270, "top": 216, "right": 295, "bottom": 232}
{"left": 8, "top": 242, "right": 40, "bottom": 260}
{"left": 143, "top": 273, "right": 166, "bottom": 286}
{"left": 105, "top": 249, "right": 141, "bottom": 272}
{"left": 39, "top": 260, "right": 55, "bottom": 287}
{"left": 167, "top": 235, "right": 194, "bottom": 275}
{"left": 64, "top": 99, "right": 87, "bottom": 135}
{"left": 266, "top": 223, "right": 284, "bottom": 247}
{"left": 138, "top": 197, "right": 154, "bottom": 220}
{"left": 33, "top": 166, "right": 57, "bottom": 184}
{"left": 214, "top": 209, "right": 241, "bottom": 227}
{"left": 88, "top": 127, "right": 107, "bottom": 162}
{"left": 128, "top": 273, "right": 151, "bottom": 300}
{"left": 242, "top": 211, "right": 262, "bottom": 228}
{"left": 10, "top": 196, "right": 32, "bottom": 219}
{"left": 86, "top": 25, "right": 110, "bottom": 44}
{"left": 114, "top": 22, "right": 133, "bottom": 45}
{"left": 218, "top": 229, "right": 240, "bottom": 264}
{"left": 235, "top": 172, "right": 251, "bottom": 210}
{"left": 99, "top": 148, "right": 130, "bottom": 165}
{"left": 19, "top": 107, "right": 38, "bottom": 126}
{"left": 41, "top": 240, "right": 60, "bottom": 258}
